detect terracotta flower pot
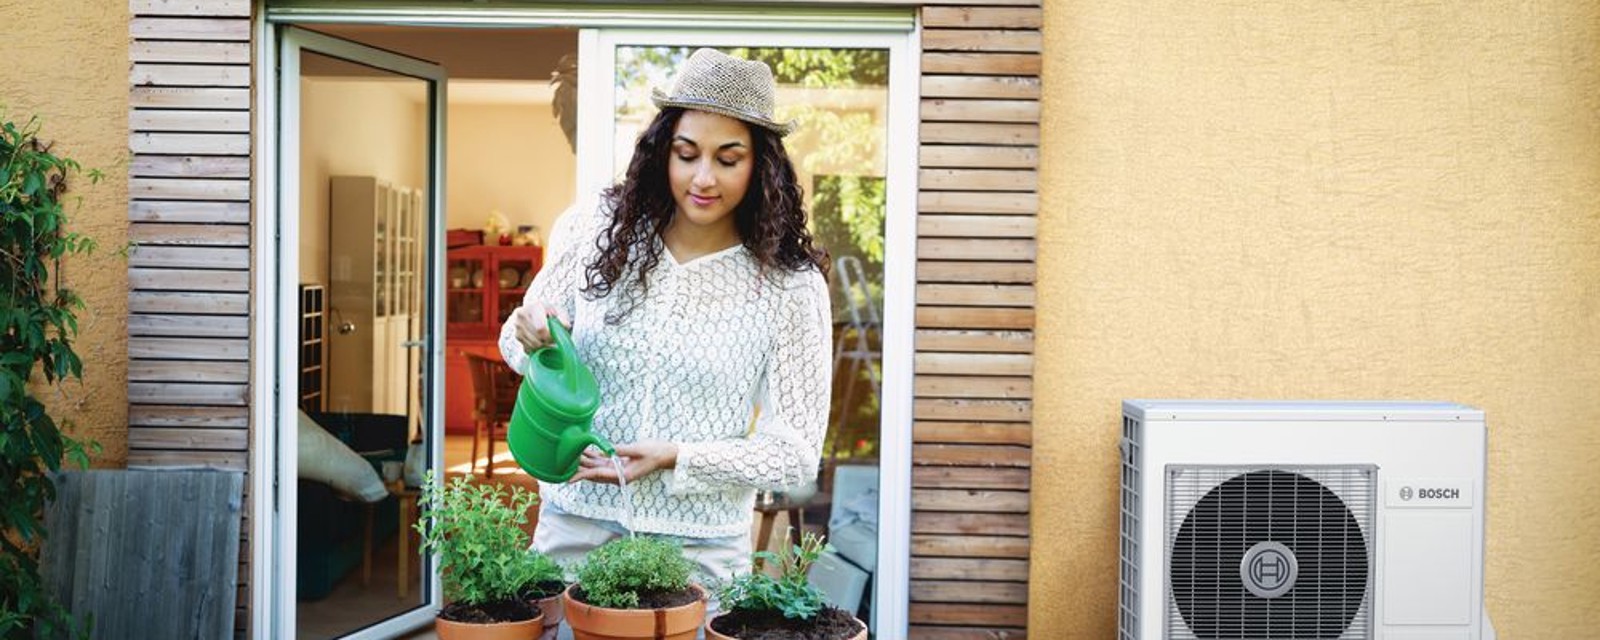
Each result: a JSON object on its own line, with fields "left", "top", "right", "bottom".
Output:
{"left": 434, "top": 611, "right": 543, "bottom": 640}
{"left": 704, "top": 611, "right": 867, "bottom": 640}
{"left": 562, "top": 583, "right": 707, "bottom": 640}
{"left": 530, "top": 591, "right": 564, "bottom": 640}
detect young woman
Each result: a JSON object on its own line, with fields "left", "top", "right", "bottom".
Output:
{"left": 498, "top": 48, "right": 832, "bottom": 586}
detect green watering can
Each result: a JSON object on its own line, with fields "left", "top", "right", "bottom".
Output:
{"left": 507, "top": 314, "right": 615, "bottom": 482}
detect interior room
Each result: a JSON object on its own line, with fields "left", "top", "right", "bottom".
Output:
{"left": 289, "top": 24, "right": 889, "bottom": 638}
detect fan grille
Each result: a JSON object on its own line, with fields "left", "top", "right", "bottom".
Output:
{"left": 1166, "top": 467, "right": 1375, "bottom": 640}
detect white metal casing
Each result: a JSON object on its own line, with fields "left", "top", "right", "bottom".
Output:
{"left": 1119, "top": 400, "right": 1491, "bottom": 640}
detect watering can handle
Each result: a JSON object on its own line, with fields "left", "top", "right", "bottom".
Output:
{"left": 545, "top": 314, "right": 582, "bottom": 392}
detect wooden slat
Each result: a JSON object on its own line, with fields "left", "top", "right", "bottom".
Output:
{"left": 129, "top": 223, "right": 250, "bottom": 246}
{"left": 916, "top": 352, "right": 1033, "bottom": 376}
{"left": 128, "top": 427, "right": 248, "bottom": 450}
{"left": 129, "top": 313, "right": 250, "bottom": 338}
{"left": 916, "top": 399, "right": 1031, "bottom": 422}
{"left": 921, "top": 99, "right": 1039, "bottom": 123}
{"left": 131, "top": 17, "right": 250, "bottom": 41}
{"left": 917, "top": 306, "right": 1034, "bottom": 330}
{"left": 919, "top": 215, "right": 1036, "bottom": 239}
{"left": 131, "top": 0, "right": 251, "bottom": 16}
{"left": 129, "top": 360, "right": 250, "bottom": 383}
{"left": 129, "top": 246, "right": 249, "bottom": 270}
{"left": 129, "top": 200, "right": 250, "bottom": 223}
{"left": 914, "top": 443, "right": 1031, "bottom": 467}
{"left": 913, "top": 466, "right": 1031, "bottom": 490}
{"left": 912, "top": 558, "right": 1029, "bottom": 582}
{"left": 919, "top": 191, "right": 1037, "bottom": 214}
{"left": 131, "top": 133, "right": 250, "bottom": 156}
{"left": 921, "top": 145, "right": 1037, "bottom": 169}
{"left": 128, "top": 405, "right": 250, "bottom": 428}
{"left": 922, "top": 29, "right": 1041, "bottom": 53}
{"left": 921, "top": 169, "right": 1037, "bottom": 191}
{"left": 130, "top": 291, "right": 250, "bottom": 315}
{"left": 914, "top": 421, "right": 1031, "bottom": 445}
{"left": 912, "top": 580, "right": 1029, "bottom": 604}
{"left": 923, "top": 53, "right": 1041, "bottom": 76}
{"left": 913, "top": 512, "right": 1030, "bottom": 536}
{"left": 910, "top": 603, "right": 1028, "bottom": 627}
{"left": 130, "top": 41, "right": 250, "bottom": 64}
{"left": 912, "top": 534, "right": 1031, "bottom": 558}
{"left": 915, "top": 376, "right": 1031, "bottom": 399}
{"left": 914, "top": 489, "right": 1030, "bottom": 513}
{"left": 132, "top": 64, "right": 250, "bottom": 88}
{"left": 126, "top": 449, "right": 247, "bottom": 470}
{"left": 907, "top": 626, "right": 1026, "bottom": 640}
{"left": 914, "top": 329, "right": 1033, "bottom": 353}
{"left": 128, "top": 337, "right": 248, "bottom": 360}
{"left": 129, "top": 268, "right": 249, "bottom": 292}
{"left": 918, "top": 238, "right": 1035, "bottom": 261}
{"left": 131, "top": 110, "right": 250, "bottom": 133}
{"left": 918, "top": 284, "right": 1035, "bottom": 307}
{"left": 918, "top": 262, "right": 1035, "bottom": 284}
{"left": 921, "top": 122, "right": 1039, "bottom": 146}
{"left": 922, "top": 75, "right": 1040, "bottom": 100}
{"left": 131, "top": 87, "right": 250, "bottom": 109}
{"left": 128, "top": 382, "right": 249, "bottom": 406}
{"left": 922, "top": 7, "right": 1042, "bottom": 29}
{"left": 131, "top": 155, "right": 251, "bottom": 179}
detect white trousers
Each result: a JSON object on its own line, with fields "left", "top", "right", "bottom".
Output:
{"left": 532, "top": 500, "right": 751, "bottom": 617}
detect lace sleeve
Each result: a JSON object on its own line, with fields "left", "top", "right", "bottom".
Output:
{"left": 668, "top": 270, "right": 833, "bottom": 494}
{"left": 498, "top": 198, "right": 596, "bottom": 374}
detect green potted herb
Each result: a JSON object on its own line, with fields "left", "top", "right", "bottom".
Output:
{"left": 415, "top": 472, "right": 547, "bottom": 639}
{"left": 708, "top": 531, "right": 866, "bottom": 640}
{"left": 563, "top": 536, "right": 707, "bottom": 639}
{"left": 516, "top": 546, "right": 566, "bottom": 640}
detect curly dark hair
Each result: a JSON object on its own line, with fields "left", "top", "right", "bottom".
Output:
{"left": 584, "top": 107, "right": 828, "bottom": 323}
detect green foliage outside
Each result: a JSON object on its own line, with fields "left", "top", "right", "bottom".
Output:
{"left": 0, "top": 113, "right": 100, "bottom": 640}
{"left": 415, "top": 472, "right": 563, "bottom": 608}
{"left": 573, "top": 535, "right": 696, "bottom": 609}
{"left": 717, "top": 529, "right": 832, "bottom": 621}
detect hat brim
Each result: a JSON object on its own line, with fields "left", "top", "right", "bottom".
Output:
{"left": 651, "top": 88, "right": 795, "bottom": 137}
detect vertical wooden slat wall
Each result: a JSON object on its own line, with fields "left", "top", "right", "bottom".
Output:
{"left": 126, "top": 0, "right": 254, "bottom": 635}
{"left": 912, "top": 4, "right": 1040, "bottom": 639}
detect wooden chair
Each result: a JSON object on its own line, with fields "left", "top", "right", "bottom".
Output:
{"left": 463, "top": 351, "right": 521, "bottom": 478}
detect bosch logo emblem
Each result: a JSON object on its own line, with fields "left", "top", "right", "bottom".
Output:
{"left": 1400, "top": 486, "right": 1414, "bottom": 501}
{"left": 1239, "top": 541, "right": 1298, "bottom": 599}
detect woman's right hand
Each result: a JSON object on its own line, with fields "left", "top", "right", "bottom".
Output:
{"left": 511, "top": 301, "right": 571, "bottom": 353}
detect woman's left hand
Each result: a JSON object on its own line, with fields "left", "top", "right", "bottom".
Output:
{"left": 571, "top": 440, "right": 679, "bottom": 485}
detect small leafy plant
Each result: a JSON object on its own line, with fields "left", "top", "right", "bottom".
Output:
{"left": 1, "top": 113, "right": 101, "bottom": 639}
{"left": 718, "top": 530, "right": 830, "bottom": 621}
{"left": 415, "top": 472, "right": 558, "bottom": 616}
{"left": 574, "top": 535, "right": 696, "bottom": 609}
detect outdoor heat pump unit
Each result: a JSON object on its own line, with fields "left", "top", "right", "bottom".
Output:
{"left": 1118, "top": 400, "right": 1496, "bottom": 640}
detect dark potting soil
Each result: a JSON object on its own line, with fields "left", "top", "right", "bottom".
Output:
{"left": 708, "top": 606, "right": 864, "bottom": 640}
{"left": 518, "top": 580, "right": 567, "bottom": 601}
{"left": 438, "top": 599, "right": 540, "bottom": 624}
{"left": 570, "top": 585, "right": 703, "bottom": 609}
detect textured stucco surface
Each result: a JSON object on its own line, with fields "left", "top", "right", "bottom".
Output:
{"left": 1034, "top": 1, "right": 1600, "bottom": 637}
{"left": 0, "top": 0, "right": 131, "bottom": 466}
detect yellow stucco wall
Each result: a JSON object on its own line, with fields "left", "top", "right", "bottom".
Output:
{"left": 1034, "top": 1, "right": 1600, "bottom": 637}
{"left": 0, "top": 0, "right": 130, "bottom": 466}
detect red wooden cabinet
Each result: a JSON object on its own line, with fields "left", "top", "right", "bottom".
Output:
{"left": 444, "top": 245, "right": 542, "bottom": 433}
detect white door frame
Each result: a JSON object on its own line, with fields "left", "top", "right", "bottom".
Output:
{"left": 580, "top": 29, "right": 919, "bottom": 636}
{"left": 253, "top": 23, "right": 448, "bottom": 640}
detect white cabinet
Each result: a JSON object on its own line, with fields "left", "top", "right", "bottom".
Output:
{"left": 327, "top": 175, "right": 424, "bottom": 419}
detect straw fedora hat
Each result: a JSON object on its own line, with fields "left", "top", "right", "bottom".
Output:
{"left": 651, "top": 48, "right": 795, "bottom": 137}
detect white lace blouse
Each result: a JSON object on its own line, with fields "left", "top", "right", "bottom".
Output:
{"left": 498, "top": 196, "right": 833, "bottom": 538}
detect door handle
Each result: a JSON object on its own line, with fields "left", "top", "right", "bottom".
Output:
{"left": 402, "top": 339, "right": 426, "bottom": 349}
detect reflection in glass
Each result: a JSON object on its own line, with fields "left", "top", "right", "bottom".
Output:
{"left": 615, "top": 46, "right": 889, "bottom": 634}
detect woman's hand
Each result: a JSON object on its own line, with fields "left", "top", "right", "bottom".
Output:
{"left": 511, "top": 302, "right": 570, "bottom": 353}
{"left": 571, "top": 441, "right": 678, "bottom": 485}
